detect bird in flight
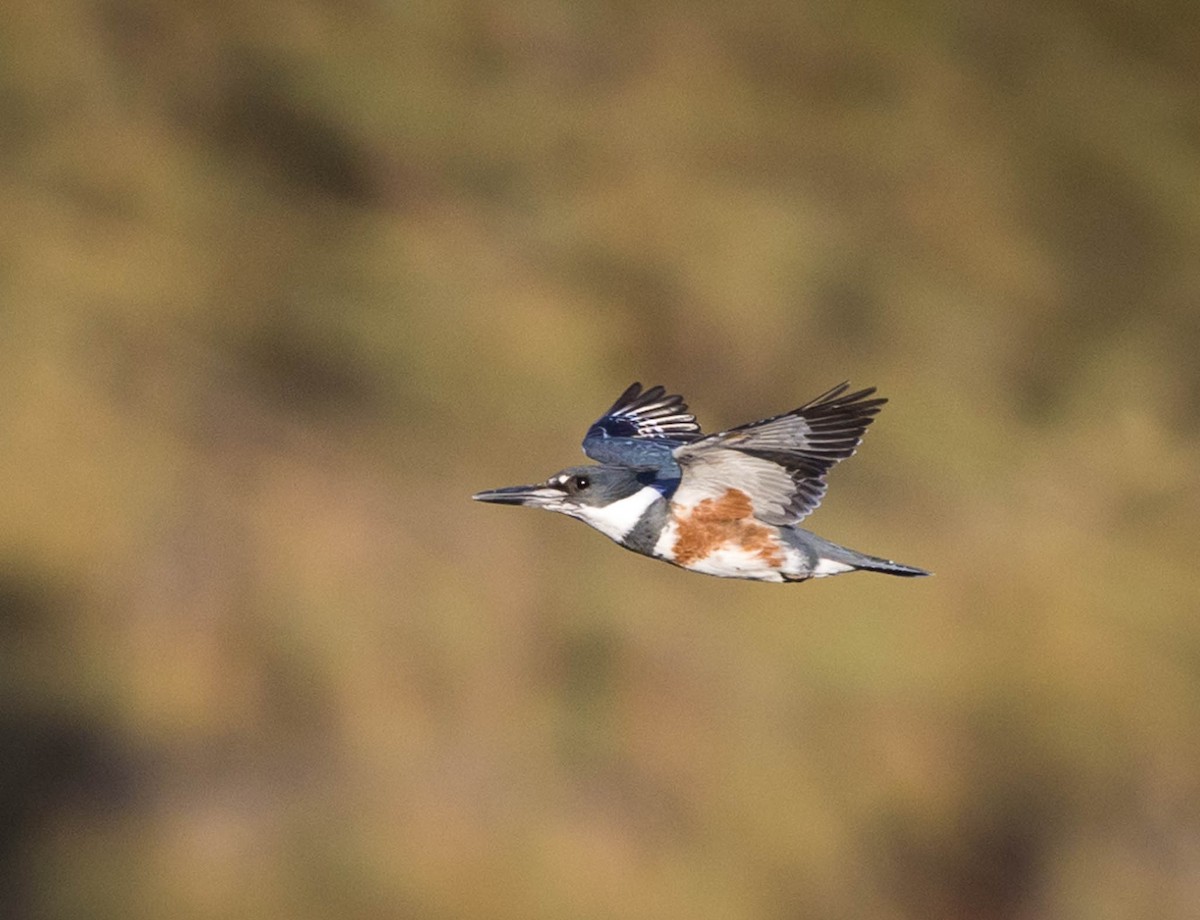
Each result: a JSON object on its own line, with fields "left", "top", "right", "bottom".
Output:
{"left": 473, "top": 382, "right": 929, "bottom": 582}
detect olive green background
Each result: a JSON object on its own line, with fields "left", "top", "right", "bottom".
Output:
{"left": 2, "top": 2, "right": 1198, "bottom": 918}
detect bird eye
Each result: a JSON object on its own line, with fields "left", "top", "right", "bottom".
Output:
{"left": 550, "top": 474, "right": 591, "bottom": 494}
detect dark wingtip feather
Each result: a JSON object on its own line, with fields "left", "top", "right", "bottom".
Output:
{"left": 600, "top": 382, "right": 696, "bottom": 419}
{"left": 607, "top": 382, "right": 644, "bottom": 412}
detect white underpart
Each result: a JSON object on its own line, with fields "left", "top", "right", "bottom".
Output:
{"left": 681, "top": 542, "right": 793, "bottom": 581}
{"left": 650, "top": 498, "right": 863, "bottom": 581}
{"left": 568, "top": 486, "right": 662, "bottom": 542}
{"left": 652, "top": 514, "right": 804, "bottom": 583}
{"left": 811, "top": 557, "right": 855, "bottom": 577}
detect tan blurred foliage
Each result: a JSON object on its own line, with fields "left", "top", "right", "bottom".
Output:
{"left": 1, "top": 1, "right": 1199, "bottom": 918}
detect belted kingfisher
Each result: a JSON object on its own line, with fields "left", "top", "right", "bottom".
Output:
{"left": 473, "top": 382, "right": 929, "bottom": 583}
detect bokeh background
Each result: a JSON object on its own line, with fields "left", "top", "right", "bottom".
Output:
{"left": 3, "top": 1, "right": 1199, "bottom": 918}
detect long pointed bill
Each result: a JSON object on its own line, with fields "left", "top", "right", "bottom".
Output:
{"left": 472, "top": 484, "right": 561, "bottom": 507}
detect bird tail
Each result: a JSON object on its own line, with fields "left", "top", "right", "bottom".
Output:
{"left": 796, "top": 531, "right": 932, "bottom": 578}
{"left": 842, "top": 555, "right": 930, "bottom": 577}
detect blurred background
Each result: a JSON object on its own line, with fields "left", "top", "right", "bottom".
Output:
{"left": 2, "top": 1, "right": 1199, "bottom": 918}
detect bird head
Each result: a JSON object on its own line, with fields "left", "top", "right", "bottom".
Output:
{"left": 473, "top": 464, "right": 661, "bottom": 542}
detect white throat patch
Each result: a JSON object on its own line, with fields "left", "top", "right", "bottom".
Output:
{"left": 569, "top": 486, "right": 662, "bottom": 542}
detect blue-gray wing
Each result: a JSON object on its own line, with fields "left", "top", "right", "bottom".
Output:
{"left": 582, "top": 383, "right": 703, "bottom": 467}
{"left": 671, "top": 383, "right": 887, "bottom": 524}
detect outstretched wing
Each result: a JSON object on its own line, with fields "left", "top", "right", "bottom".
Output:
{"left": 671, "top": 383, "right": 887, "bottom": 524}
{"left": 583, "top": 382, "right": 703, "bottom": 467}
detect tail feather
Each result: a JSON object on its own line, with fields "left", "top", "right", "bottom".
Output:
{"left": 796, "top": 530, "right": 931, "bottom": 578}
{"left": 846, "top": 556, "right": 930, "bottom": 577}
